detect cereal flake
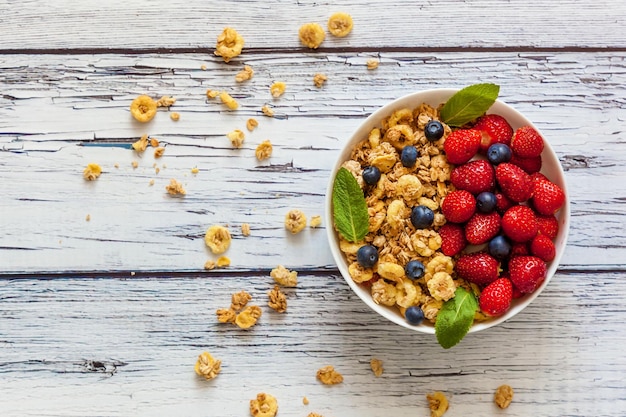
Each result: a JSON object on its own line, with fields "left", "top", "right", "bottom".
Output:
{"left": 316, "top": 365, "right": 343, "bottom": 385}
{"left": 270, "top": 265, "right": 298, "bottom": 287}
{"left": 83, "top": 163, "right": 102, "bottom": 181}
{"left": 215, "top": 27, "right": 244, "bottom": 63}
{"left": 313, "top": 73, "right": 327, "bottom": 88}
{"left": 156, "top": 96, "right": 176, "bottom": 108}
{"left": 165, "top": 178, "right": 186, "bottom": 196}
{"left": 219, "top": 91, "right": 239, "bottom": 110}
{"left": 130, "top": 95, "right": 157, "bottom": 123}
{"left": 235, "top": 65, "right": 254, "bottom": 82}
{"left": 255, "top": 140, "right": 273, "bottom": 161}
{"left": 235, "top": 305, "right": 262, "bottom": 329}
{"left": 261, "top": 105, "right": 275, "bottom": 117}
{"left": 366, "top": 59, "right": 379, "bottom": 70}
{"left": 268, "top": 285, "right": 287, "bottom": 313}
{"left": 241, "top": 223, "right": 251, "bottom": 236}
{"left": 231, "top": 290, "right": 252, "bottom": 311}
{"left": 194, "top": 351, "right": 221, "bottom": 380}
{"left": 204, "top": 225, "right": 231, "bottom": 254}
{"left": 132, "top": 134, "right": 149, "bottom": 152}
{"left": 170, "top": 112, "right": 180, "bottom": 121}
{"left": 327, "top": 12, "right": 353, "bottom": 37}
{"left": 299, "top": 23, "right": 325, "bottom": 49}
{"left": 427, "top": 391, "right": 449, "bottom": 417}
{"left": 309, "top": 215, "right": 322, "bottom": 228}
{"left": 250, "top": 393, "right": 278, "bottom": 417}
{"left": 370, "top": 358, "right": 384, "bottom": 377}
{"left": 227, "top": 129, "right": 246, "bottom": 148}
{"left": 285, "top": 209, "right": 307, "bottom": 234}
{"left": 154, "top": 147, "right": 165, "bottom": 158}
{"left": 494, "top": 384, "right": 514, "bottom": 409}
{"left": 246, "top": 118, "right": 259, "bottom": 131}
{"left": 270, "top": 82, "right": 286, "bottom": 98}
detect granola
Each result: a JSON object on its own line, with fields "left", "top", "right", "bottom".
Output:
{"left": 316, "top": 365, "right": 343, "bottom": 385}
{"left": 215, "top": 27, "right": 244, "bottom": 63}
{"left": 270, "top": 82, "right": 286, "bottom": 98}
{"left": 205, "top": 225, "right": 231, "bottom": 254}
{"left": 270, "top": 265, "right": 298, "bottom": 287}
{"left": 194, "top": 351, "right": 221, "bottom": 380}
{"left": 250, "top": 393, "right": 278, "bottom": 417}
{"left": 255, "top": 140, "right": 273, "bottom": 161}
{"left": 83, "top": 163, "right": 102, "bottom": 181}
{"left": 298, "top": 23, "right": 325, "bottom": 49}
{"left": 235, "top": 65, "right": 254, "bottom": 82}
{"left": 231, "top": 290, "right": 252, "bottom": 311}
{"left": 370, "top": 358, "right": 384, "bottom": 377}
{"left": 327, "top": 12, "right": 353, "bottom": 37}
{"left": 313, "top": 73, "right": 328, "bottom": 88}
{"left": 285, "top": 209, "right": 307, "bottom": 234}
{"left": 494, "top": 384, "right": 514, "bottom": 409}
{"left": 235, "top": 305, "right": 262, "bottom": 329}
{"left": 267, "top": 285, "right": 287, "bottom": 313}
{"left": 427, "top": 391, "right": 449, "bottom": 417}
{"left": 165, "top": 178, "right": 186, "bottom": 196}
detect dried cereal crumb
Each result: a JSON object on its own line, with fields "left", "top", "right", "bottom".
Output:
{"left": 200, "top": 64, "right": 207, "bottom": 71}
{"left": 215, "top": 27, "right": 244, "bottom": 63}
{"left": 204, "top": 225, "right": 231, "bottom": 254}
{"left": 131, "top": 160, "right": 139, "bottom": 169}
{"left": 241, "top": 223, "right": 251, "bottom": 236}
{"left": 327, "top": 12, "right": 353, "bottom": 37}
{"left": 216, "top": 307, "right": 236, "bottom": 323}
{"left": 370, "top": 358, "right": 384, "bottom": 377}
{"left": 235, "top": 65, "right": 254, "bottom": 82}
{"left": 156, "top": 96, "right": 176, "bottom": 108}
{"left": 299, "top": 23, "right": 325, "bottom": 49}
{"left": 114, "top": 163, "right": 119, "bottom": 169}
{"left": 366, "top": 59, "right": 379, "bottom": 70}
{"left": 309, "top": 215, "right": 322, "bottom": 228}
{"left": 313, "top": 73, "right": 327, "bottom": 88}
{"left": 206, "top": 89, "right": 220, "bottom": 99}
{"left": 154, "top": 147, "right": 165, "bottom": 158}
{"left": 427, "top": 391, "right": 449, "bottom": 417}
{"left": 170, "top": 112, "right": 180, "bottom": 121}
{"left": 83, "top": 163, "right": 102, "bottom": 181}
{"left": 130, "top": 95, "right": 157, "bottom": 123}
{"left": 217, "top": 256, "right": 230, "bottom": 267}
{"left": 270, "top": 265, "right": 298, "bottom": 287}
{"left": 194, "top": 351, "right": 221, "bottom": 380}
{"left": 227, "top": 129, "right": 246, "bottom": 148}
{"left": 155, "top": 167, "right": 160, "bottom": 174}
{"left": 132, "top": 134, "right": 149, "bottom": 152}
{"left": 149, "top": 179, "right": 155, "bottom": 186}
{"left": 261, "top": 104, "right": 275, "bottom": 117}
{"left": 235, "top": 305, "right": 262, "bottom": 329}
{"left": 246, "top": 118, "right": 259, "bottom": 131}
{"left": 270, "top": 82, "right": 286, "bottom": 98}
{"left": 285, "top": 209, "right": 307, "bottom": 234}
{"left": 268, "top": 285, "right": 287, "bottom": 313}
{"left": 302, "top": 396, "right": 310, "bottom": 405}
{"left": 255, "top": 140, "right": 273, "bottom": 161}
{"left": 165, "top": 178, "right": 186, "bottom": 196}
{"left": 494, "top": 384, "right": 514, "bottom": 409}
{"left": 191, "top": 167, "right": 199, "bottom": 174}
{"left": 85, "top": 214, "right": 91, "bottom": 222}
{"left": 205, "top": 260, "right": 217, "bottom": 271}
{"left": 250, "top": 393, "right": 278, "bottom": 417}
{"left": 219, "top": 91, "right": 239, "bottom": 110}
{"left": 231, "top": 290, "right": 252, "bottom": 311}
{"left": 307, "top": 413, "right": 323, "bottom": 417}
{"left": 149, "top": 137, "right": 159, "bottom": 147}
{"left": 316, "top": 365, "right": 343, "bottom": 385}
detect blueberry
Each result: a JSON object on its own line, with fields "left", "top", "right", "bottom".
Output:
{"left": 362, "top": 166, "right": 381, "bottom": 185}
{"left": 405, "top": 306, "right": 425, "bottom": 325}
{"left": 410, "top": 205, "right": 434, "bottom": 229}
{"left": 424, "top": 120, "right": 444, "bottom": 141}
{"left": 356, "top": 245, "right": 379, "bottom": 268}
{"left": 405, "top": 260, "right": 425, "bottom": 280}
{"left": 401, "top": 146, "right": 418, "bottom": 168}
{"left": 487, "top": 143, "right": 512, "bottom": 165}
{"left": 488, "top": 235, "right": 512, "bottom": 259}
{"left": 476, "top": 191, "right": 497, "bottom": 213}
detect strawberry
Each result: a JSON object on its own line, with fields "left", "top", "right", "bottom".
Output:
{"left": 510, "top": 242, "right": 530, "bottom": 257}
{"left": 530, "top": 172, "right": 549, "bottom": 183}
{"left": 530, "top": 233, "right": 556, "bottom": 262}
{"left": 479, "top": 277, "right": 513, "bottom": 316}
{"left": 511, "top": 126, "right": 544, "bottom": 158}
{"left": 495, "top": 191, "right": 515, "bottom": 214}
{"left": 455, "top": 252, "right": 500, "bottom": 286}
{"left": 510, "top": 153, "right": 542, "bottom": 174}
{"left": 536, "top": 214, "right": 559, "bottom": 239}
{"left": 464, "top": 211, "right": 501, "bottom": 245}
{"left": 532, "top": 178, "right": 566, "bottom": 215}
{"left": 509, "top": 255, "right": 546, "bottom": 293}
{"left": 501, "top": 205, "right": 538, "bottom": 242}
{"left": 443, "top": 129, "right": 482, "bottom": 165}
{"left": 450, "top": 160, "right": 495, "bottom": 195}
{"left": 473, "top": 114, "right": 514, "bottom": 154}
{"left": 439, "top": 223, "right": 467, "bottom": 256}
{"left": 495, "top": 162, "right": 533, "bottom": 202}
{"left": 441, "top": 190, "right": 476, "bottom": 223}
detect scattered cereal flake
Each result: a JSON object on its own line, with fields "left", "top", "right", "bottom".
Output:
{"left": 370, "top": 358, "right": 384, "bottom": 377}
{"left": 204, "top": 225, "right": 231, "bottom": 254}
{"left": 156, "top": 96, "right": 176, "bottom": 108}
{"left": 204, "top": 260, "right": 217, "bottom": 270}
{"left": 309, "top": 215, "right": 322, "bottom": 228}
{"left": 285, "top": 209, "right": 307, "bottom": 234}
{"left": 249, "top": 393, "right": 278, "bottom": 417}
{"left": 261, "top": 104, "right": 274, "bottom": 117}
{"left": 313, "top": 73, "right": 327, "bottom": 88}
{"left": 316, "top": 365, "right": 343, "bottom": 385}
{"left": 227, "top": 129, "right": 246, "bottom": 148}
{"left": 255, "top": 140, "right": 273, "bottom": 161}
{"left": 206, "top": 89, "right": 219, "bottom": 99}
{"left": 114, "top": 163, "right": 119, "bottom": 169}
{"left": 215, "top": 27, "right": 244, "bottom": 63}
{"left": 149, "top": 179, "right": 155, "bottom": 186}
{"left": 270, "top": 82, "right": 286, "bottom": 98}
{"left": 170, "top": 112, "right": 180, "bottom": 121}
{"left": 194, "top": 351, "right": 221, "bottom": 380}
{"left": 200, "top": 64, "right": 207, "bottom": 71}
{"left": 307, "top": 413, "right": 323, "bottom": 417}
{"left": 241, "top": 223, "right": 251, "bottom": 237}
{"left": 235, "top": 305, "right": 262, "bottom": 329}
{"left": 191, "top": 167, "right": 200, "bottom": 174}
{"left": 83, "top": 163, "right": 102, "bottom": 181}
{"left": 299, "top": 23, "right": 325, "bottom": 49}
{"left": 231, "top": 290, "right": 252, "bottom": 311}
{"left": 217, "top": 256, "right": 230, "bottom": 267}
{"left": 130, "top": 271, "right": 136, "bottom": 276}
{"left": 149, "top": 137, "right": 159, "bottom": 147}
{"left": 327, "top": 12, "right": 353, "bottom": 37}
{"left": 216, "top": 307, "right": 236, "bottom": 323}
{"left": 154, "top": 147, "right": 165, "bottom": 158}
{"left": 132, "top": 134, "right": 149, "bottom": 152}
{"left": 270, "top": 265, "right": 298, "bottom": 287}
{"left": 268, "top": 285, "right": 287, "bottom": 313}
{"left": 219, "top": 91, "right": 239, "bottom": 110}
{"left": 235, "top": 65, "right": 254, "bottom": 82}
{"left": 246, "top": 118, "right": 259, "bottom": 131}
{"left": 302, "top": 397, "right": 310, "bottom": 405}
{"left": 427, "top": 392, "right": 449, "bottom": 417}
{"left": 155, "top": 167, "right": 161, "bottom": 174}
{"left": 366, "top": 59, "right": 379, "bottom": 70}
{"left": 165, "top": 178, "right": 186, "bottom": 196}
{"left": 131, "top": 160, "right": 139, "bottom": 169}
{"left": 85, "top": 214, "right": 91, "bottom": 222}
{"left": 130, "top": 95, "right": 157, "bottom": 123}
{"left": 494, "top": 384, "right": 514, "bottom": 409}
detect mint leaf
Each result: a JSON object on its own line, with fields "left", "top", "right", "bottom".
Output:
{"left": 332, "top": 167, "right": 369, "bottom": 243}
{"left": 440, "top": 83, "right": 500, "bottom": 127}
{"left": 435, "top": 287, "right": 478, "bottom": 349}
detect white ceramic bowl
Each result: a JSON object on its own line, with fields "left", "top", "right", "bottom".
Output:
{"left": 325, "top": 89, "right": 570, "bottom": 334}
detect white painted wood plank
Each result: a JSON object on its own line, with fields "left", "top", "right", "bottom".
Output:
{"left": 1, "top": 272, "right": 625, "bottom": 417}
{"left": 1, "top": 52, "right": 625, "bottom": 273}
{"left": 1, "top": 0, "right": 625, "bottom": 50}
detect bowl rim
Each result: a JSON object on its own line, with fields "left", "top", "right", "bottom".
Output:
{"left": 325, "top": 88, "right": 571, "bottom": 334}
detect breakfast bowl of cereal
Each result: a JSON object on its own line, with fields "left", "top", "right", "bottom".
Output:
{"left": 325, "top": 85, "right": 569, "bottom": 348}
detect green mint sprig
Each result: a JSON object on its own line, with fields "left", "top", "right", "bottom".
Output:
{"left": 435, "top": 287, "right": 479, "bottom": 349}
{"left": 332, "top": 167, "right": 369, "bottom": 243}
{"left": 440, "top": 83, "right": 500, "bottom": 127}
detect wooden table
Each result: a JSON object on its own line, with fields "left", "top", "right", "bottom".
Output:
{"left": 1, "top": 1, "right": 625, "bottom": 416}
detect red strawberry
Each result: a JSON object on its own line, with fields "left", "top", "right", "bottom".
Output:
{"left": 536, "top": 214, "right": 559, "bottom": 239}
{"left": 501, "top": 205, "right": 539, "bottom": 242}
{"left": 479, "top": 277, "right": 513, "bottom": 316}
{"left": 510, "top": 153, "right": 542, "bottom": 174}
{"left": 464, "top": 211, "right": 501, "bottom": 245}
{"left": 511, "top": 284, "right": 524, "bottom": 299}
{"left": 439, "top": 223, "right": 467, "bottom": 256}
{"left": 532, "top": 178, "right": 566, "bottom": 215}
{"left": 473, "top": 114, "right": 514, "bottom": 154}
{"left": 441, "top": 190, "right": 476, "bottom": 223}
{"left": 443, "top": 129, "right": 482, "bottom": 165}
{"left": 509, "top": 256, "right": 546, "bottom": 293}
{"left": 510, "top": 242, "right": 530, "bottom": 257}
{"left": 450, "top": 160, "right": 495, "bottom": 195}
{"left": 530, "top": 172, "right": 549, "bottom": 183}
{"left": 495, "top": 191, "right": 515, "bottom": 214}
{"left": 511, "top": 126, "right": 544, "bottom": 158}
{"left": 530, "top": 234, "right": 556, "bottom": 262}
{"left": 455, "top": 252, "right": 500, "bottom": 286}
{"left": 495, "top": 163, "right": 533, "bottom": 202}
